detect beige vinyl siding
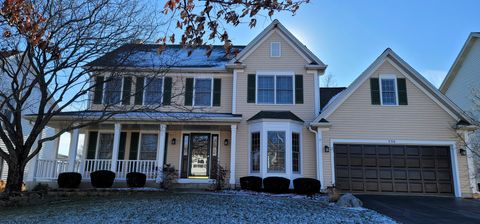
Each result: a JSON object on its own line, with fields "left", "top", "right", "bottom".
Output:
{"left": 90, "top": 72, "right": 233, "bottom": 114}
{"left": 445, "top": 39, "right": 480, "bottom": 119}
{"left": 234, "top": 30, "right": 317, "bottom": 180}
{"left": 321, "top": 60, "right": 473, "bottom": 196}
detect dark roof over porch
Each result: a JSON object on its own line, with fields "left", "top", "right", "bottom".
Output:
{"left": 248, "top": 111, "right": 303, "bottom": 122}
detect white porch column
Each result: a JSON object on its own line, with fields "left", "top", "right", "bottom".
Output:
{"left": 316, "top": 129, "right": 324, "bottom": 190}
{"left": 464, "top": 131, "right": 479, "bottom": 194}
{"left": 229, "top": 124, "right": 237, "bottom": 185}
{"left": 156, "top": 124, "right": 167, "bottom": 183}
{"left": 68, "top": 128, "right": 80, "bottom": 172}
{"left": 110, "top": 123, "right": 121, "bottom": 172}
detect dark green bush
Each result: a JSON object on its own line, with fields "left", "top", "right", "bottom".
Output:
{"left": 293, "top": 178, "right": 320, "bottom": 195}
{"left": 126, "top": 172, "right": 146, "bottom": 188}
{"left": 240, "top": 176, "right": 262, "bottom": 191}
{"left": 263, "top": 176, "right": 290, "bottom": 194}
{"left": 57, "top": 172, "right": 82, "bottom": 188}
{"left": 90, "top": 170, "right": 115, "bottom": 188}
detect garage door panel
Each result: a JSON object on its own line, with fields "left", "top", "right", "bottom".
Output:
{"left": 334, "top": 143, "right": 453, "bottom": 196}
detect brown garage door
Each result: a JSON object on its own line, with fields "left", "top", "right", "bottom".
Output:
{"left": 334, "top": 144, "right": 453, "bottom": 195}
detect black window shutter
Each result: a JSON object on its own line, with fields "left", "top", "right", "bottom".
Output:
{"left": 247, "top": 74, "right": 256, "bottom": 103}
{"left": 129, "top": 132, "right": 139, "bottom": 160}
{"left": 134, "top": 77, "right": 144, "bottom": 105}
{"left": 370, "top": 78, "right": 380, "bottom": 105}
{"left": 122, "top": 77, "right": 132, "bottom": 105}
{"left": 213, "top": 78, "right": 221, "bottom": 106}
{"left": 118, "top": 132, "right": 127, "bottom": 160}
{"left": 93, "top": 76, "right": 104, "bottom": 104}
{"left": 163, "top": 77, "right": 172, "bottom": 105}
{"left": 295, "top": 74, "right": 304, "bottom": 104}
{"left": 397, "top": 78, "right": 408, "bottom": 105}
{"left": 185, "top": 78, "right": 194, "bottom": 106}
{"left": 86, "top": 132, "right": 98, "bottom": 159}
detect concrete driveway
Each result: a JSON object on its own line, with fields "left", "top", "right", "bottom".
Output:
{"left": 357, "top": 195, "right": 480, "bottom": 224}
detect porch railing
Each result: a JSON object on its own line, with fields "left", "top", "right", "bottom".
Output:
{"left": 35, "top": 159, "right": 159, "bottom": 181}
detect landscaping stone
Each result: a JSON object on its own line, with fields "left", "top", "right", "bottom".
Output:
{"left": 336, "top": 193, "right": 363, "bottom": 207}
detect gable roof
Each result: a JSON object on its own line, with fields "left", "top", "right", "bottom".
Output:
{"left": 248, "top": 111, "right": 303, "bottom": 122}
{"left": 85, "top": 44, "right": 246, "bottom": 70}
{"left": 439, "top": 32, "right": 480, "bottom": 93}
{"left": 312, "top": 48, "right": 476, "bottom": 126}
{"left": 227, "top": 19, "right": 326, "bottom": 70}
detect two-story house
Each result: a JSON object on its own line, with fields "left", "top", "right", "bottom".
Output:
{"left": 31, "top": 20, "right": 477, "bottom": 198}
{"left": 440, "top": 32, "right": 480, "bottom": 194}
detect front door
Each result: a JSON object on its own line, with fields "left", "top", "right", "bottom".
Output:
{"left": 189, "top": 133, "right": 210, "bottom": 178}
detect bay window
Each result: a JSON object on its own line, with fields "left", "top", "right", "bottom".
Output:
{"left": 267, "top": 131, "right": 286, "bottom": 173}
{"left": 251, "top": 132, "right": 261, "bottom": 172}
{"left": 292, "top": 133, "right": 300, "bottom": 173}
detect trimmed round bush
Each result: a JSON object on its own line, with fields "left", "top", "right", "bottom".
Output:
{"left": 126, "top": 172, "right": 146, "bottom": 188}
{"left": 90, "top": 170, "right": 115, "bottom": 188}
{"left": 240, "top": 176, "right": 262, "bottom": 191}
{"left": 57, "top": 172, "right": 82, "bottom": 188}
{"left": 263, "top": 176, "right": 290, "bottom": 194}
{"left": 293, "top": 178, "right": 320, "bottom": 195}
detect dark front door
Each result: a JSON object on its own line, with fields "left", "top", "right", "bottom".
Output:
{"left": 334, "top": 144, "right": 454, "bottom": 195}
{"left": 189, "top": 133, "right": 211, "bottom": 177}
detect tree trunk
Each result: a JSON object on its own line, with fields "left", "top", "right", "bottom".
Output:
{"left": 5, "top": 161, "right": 26, "bottom": 193}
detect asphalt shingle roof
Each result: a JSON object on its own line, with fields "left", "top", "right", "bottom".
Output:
{"left": 248, "top": 111, "right": 303, "bottom": 122}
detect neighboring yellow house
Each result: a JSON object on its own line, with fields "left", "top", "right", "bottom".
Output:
{"left": 29, "top": 20, "right": 477, "bottom": 198}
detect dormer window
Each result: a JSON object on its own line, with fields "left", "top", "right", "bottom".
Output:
{"left": 270, "top": 42, "right": 281, "bottom": 57}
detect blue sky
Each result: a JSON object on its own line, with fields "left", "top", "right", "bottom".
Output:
{"left": 224, "top": 0, "right": 480, "bottom": 87}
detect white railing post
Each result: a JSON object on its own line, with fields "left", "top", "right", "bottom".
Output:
{"left": 156, "top": 124, "right": 167, "bottom": 183}
{"left": 111, "top": 123, "right": 121, "bottom": 172}
{"left": 229, "top": 124, "right": 237, "bottom": 186}
{"left": 68, "top": 128, "right": 80, "bottom": 172}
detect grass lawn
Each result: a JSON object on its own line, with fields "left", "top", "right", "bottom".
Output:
{"left": 0, "top": 192, "right": 396, "bottom": 223}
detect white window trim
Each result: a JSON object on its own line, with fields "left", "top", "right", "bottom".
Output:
{"left": 270, "top": 42, "right": 281, "bottom": 57}
{"left": 192, "top": 77, "right": 214, "bottom": 107}
{"left": 292, "top": 132, "right": 302, "bottom": 174}
{"left": 137, "top": 132, "right": 159, "bottom": 160}
{"left": 379, "top": 74, "right": 399, "bottom": 106}
{"left": 142, "top": 76, "right": 164, "bottom": 106}
{"left": 102, "top": 76, "right": 124, "bottom": 105}
{"left": 248, "top": 120, "right": 303, "bottom": 180}
{"left": 329, "top": 139, "right": 461, "bottom": 197}
{"left": 95, "top": 131, "right": 114, "bottom": 160}
{"left": 255, "top": 71, "right": 295, "bottom": 105}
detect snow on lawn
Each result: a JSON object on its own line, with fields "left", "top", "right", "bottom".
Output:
{"left": 0, "top": 192, "right": 396, "bottom": 224}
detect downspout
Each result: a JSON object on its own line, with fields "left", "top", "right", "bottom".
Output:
{"left": 308, "top": 125, "right": 324, "bottom": 190}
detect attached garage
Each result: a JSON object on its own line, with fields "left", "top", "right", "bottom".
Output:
{"left": 334, "top": 143, "right": 455, "bottom": 195}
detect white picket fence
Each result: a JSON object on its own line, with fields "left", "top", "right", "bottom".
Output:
{"left": 35, "top": 159, "right": 158, "bottom": 180}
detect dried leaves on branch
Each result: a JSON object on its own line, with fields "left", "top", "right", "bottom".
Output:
{"left": 162, "top": 0, "right": 310, "bottom": 56}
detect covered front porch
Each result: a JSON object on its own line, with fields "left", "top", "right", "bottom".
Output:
{"left": 30, "top": 111, "right": 241, "bottom": 186}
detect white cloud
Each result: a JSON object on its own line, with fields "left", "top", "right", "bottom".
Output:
{"left": 420, "top": 70, "right": 447, "bottom": 88}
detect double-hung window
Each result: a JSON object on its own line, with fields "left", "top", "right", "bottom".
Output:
{"left": 251, "top": 132, "right": 261, "bottom": 172}
{"left": 257, "top": 74, "right": 293, "bottom": 104}
{"left": 380, "top": 76, "right": 397, "bottom": 105}
{"left": 97, "top": 133, "right": 114, "bottom": 159}
{"left": 194, "top": 78, "right": 212, "bottom": 106}
{"left": 103, "top": 77, "right": 123, "bottom": 105}
{"left": 144, "top": 77, "right": 163, "bottom": 105}
{"left": 139, "top": 134, "right": 158, "bottom": 160}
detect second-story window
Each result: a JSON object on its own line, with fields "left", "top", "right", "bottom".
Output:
{"left": 194, "top": 78, "right": 212, "bottom": 106}
{"left": 144, "top": 77, "right": 163, "bottom": 105}
{"left": 271, "top": 42, "right": 281, "bottom": 57}
{"left": 103, "top": 77, "right": 123, "bottom": 105}
{"left": 257, "top": 75, "right": 293, "bottom": 104}
{"left": 380, "top": 75, "right": 397, "bottom": 106}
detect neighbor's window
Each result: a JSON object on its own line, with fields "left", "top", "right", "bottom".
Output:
{"left": 267, "top": 131, "right": 286, "bottom": 173}
{"left": 103, "top": 77, "right": 123, "bottom": 105}
{"left": 97, "top": 133, "right": 114, "bottom": 159}
{"left": 292, "top": 132, "right": 300, "bottom": 173}
{"left": 380, "top": 77, "right": 397, "bottom": 105}
{"left": 194, "top": 78, "right": 212, "bottom": 106}
{"left": 251, "top": 132, "right": 261, "bottom": 172}
{"left": 140, "top": 134, "right": 158, "bottom": 160}
{"left": 271, "top": 42, "right": 281, "bottom": 57}
{"left": 257, "top": 75, "right": 293, "bottom": 104}
{"left": 144, "top": 77, "right": 163, "bottom": 105}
